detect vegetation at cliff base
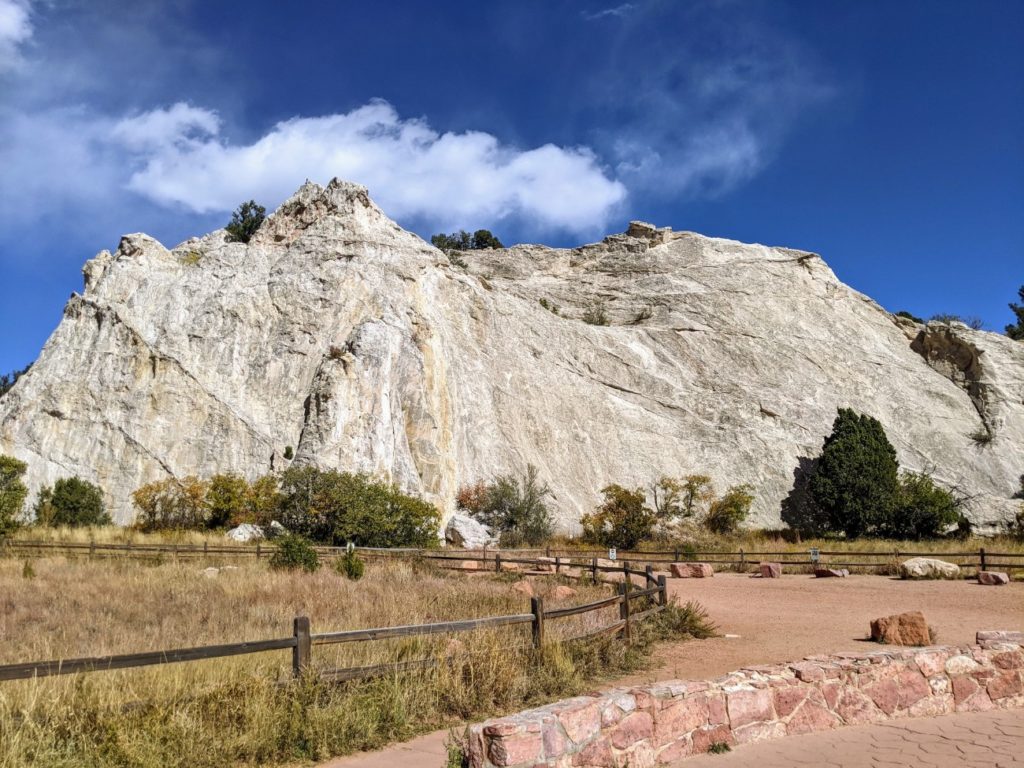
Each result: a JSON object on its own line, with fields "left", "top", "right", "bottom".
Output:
{"left": 34, "top": 476, "right": 110, "bottom": 527}
{"left": 0, "top": 454, "right": 28, "bottom": 535}
{"left": 457, "top": 465, "right": 554, "bottom": 547}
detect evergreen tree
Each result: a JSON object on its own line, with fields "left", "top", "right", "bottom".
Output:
{"left": 225, "top": 200, "right": 266, "bottom": 243}
{"left": 1007, "top": 285, "right": 1024, "bottom": 340}
{"left": 808, "top": 409, "right": 900, "bottom": 538}
{"left": 0, "top": 455, "right": 28, "bottom": 534}
{"left": 34, "top": 477, "right": 110, "bottom": 527}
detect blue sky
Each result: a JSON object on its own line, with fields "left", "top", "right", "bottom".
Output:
{"left": 1, "top": 0, "right": 1021, "bottom": 373}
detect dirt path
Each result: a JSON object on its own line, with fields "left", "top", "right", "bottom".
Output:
{"left": 323, "top": 573, "right": 1024, "bottom": 767}
{"left": 618, "top": 572, "right": 1024, "bottom": 686}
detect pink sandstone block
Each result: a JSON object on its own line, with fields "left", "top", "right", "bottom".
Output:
{"left": 726, "top": 688, "right": 775, "bottom": 728}
{"left": 610, "top": 712, "right": 653, "bottom": 749}
{"left": 987, "top": 671, "right": 1024, "bottom": 700}
{"left": 487, "top": 729, "right": 543, "bottom": 767}
{"left": 691, "top": 724, "right": 734, "bottom": 753}
{"left": 654, "top": 697, "right": 708, "bottom": 746}
{"left": 733, "top": 721, "right": 787, "bottom": 744}
{"left": 670, "top": 562, "right": 714, "bottom": 578}
{"left": 977, "top": 570, "right": 1010, "bottom": 586}
{"left": 759, "top": 562, "right": 782, "bottom": 578}
{"left": 977, "top": 630, "right": 1024, "bottom": 645}
{"left": 557, "top": 701, "right": 602, "bottom": 744}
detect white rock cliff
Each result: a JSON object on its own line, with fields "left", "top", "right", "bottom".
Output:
{"left": 1, "top": 179, "right": 1022, "bottom": 531}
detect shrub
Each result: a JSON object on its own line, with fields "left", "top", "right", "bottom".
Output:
{"left": 970, "top": 427, "right": 993, "bottom": 445}
{"left": 269, "top": 534, "right": 320, "bottom": 572}
{"left": 34, "top": 477, "right": 109, "bottom": 527}
{"left": 0, "top": 454, "right": 28, "bottom": 535}
{"left": 225, "top": 200, "right": 266, "bottom": 243}
{"left": 929, "top": 313, "right": 984, "bottom": 330}
{"left": 581, "top": 303, "right": 609, "bottom": 326}
{"left": 895, "top": 310, "right": 924, "bottom": 324}
{"left": 809, "top": 409, "right": 900, "bottom": 538}
{"left": 463, "top": 466, "right": 553, "bottom": 547}
{"left": 884, "top": 471, "right": 962, "bottom": 539}
{"left": 430, "top": 229, "right": 504, "bottom": 251}
{"left": 581, "top": 484, "right": 655, "bottom": 549}
{"left": 1015, "top": 475, "right": 1024, "bottom": 500}
{"left": 131, "top": 477, "right": 210, "bottom": 531}
{"left": 1007, "top": 286, "right": 1024, "bottom": 340}
{"left": 0, "top": 364, "right": 30, "bottom": 399}
{"left": 335, "top": 549, "right": 365, "bottom": 580}
{"left": 205, "top": 473, "right": 250, "bottom": 529}
{"left": 283, "top": 445, "right": 294, "bottom": 460}
{"left": 539, "top": 298, "right": 560, "bottom": 315}
{"left": 455, "top": 480, "right": 489, "bottom": 515}
{"left": 276, "top": 466, "right": 440, "bottom": 547}
{"left": 704, "top": 484, "right": 754, "bottom": 535}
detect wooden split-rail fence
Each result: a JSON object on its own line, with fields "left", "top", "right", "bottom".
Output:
{"left": 0, "top": 553, "right": 667, "bottom": 684}
{"left": 3, "top": 538, "right": 1021, "bottom": 574}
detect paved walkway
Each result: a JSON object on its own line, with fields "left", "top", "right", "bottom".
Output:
{"left": 676, "top": 709, "right": 1024, "bottom": 768}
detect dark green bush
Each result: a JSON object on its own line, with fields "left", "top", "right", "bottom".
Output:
{"left": 34, "top": 476, "right": 110, "bottom": 527}
{"left": 581, "top": 304, "right": 609, "bottom": 326}
{"left": 270, "top": 534, "right": 320, "bottom": 572}
{"left": 0, "top": 454, "right": 28, "bottom": 535}
{"left": 276, "top": 466, "right": 440, "bottom": 547}
{"left": 885, "top": 471, "right": 962, "bottom": 539}
{"left": 0, "top": 364, "right": 30, "bottom": 399}
{"left": 580, "top": 484, "right": 655, "bottom": 549}
{"left": 430, "top": 229, "right": 504, "bottom": 251}
{"left": 1005, "top": 286, "right": 1023, "bottom": 340}
{"left": 460, "top": 465, "right": 553, "bottom": 547}
{"left": 225, "top": 200, "right": 266, "bottom": 244}
{"left": 809, "top": 409, "right": 900, "bottom": 538}
{"left": 335, "top": 549, "right": 365, "bottom": 580}
{"left": 895, "top": 310, "right": 924, "bottom": 324}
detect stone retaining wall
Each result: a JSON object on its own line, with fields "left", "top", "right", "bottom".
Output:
{"left": 467, "top": 631, "right": 1024, "bottom": 767}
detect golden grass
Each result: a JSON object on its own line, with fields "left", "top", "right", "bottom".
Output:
{"left": 0, "top": 556, "right": 704, "bottom": 767}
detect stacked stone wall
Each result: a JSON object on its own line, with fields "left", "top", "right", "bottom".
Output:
{"left": 467, "top": 632, "right": 1024, "bottom": 767}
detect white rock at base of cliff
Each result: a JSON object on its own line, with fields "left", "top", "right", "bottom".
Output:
{"left": 445, "top": 512, "right": 496, "bottom": 549}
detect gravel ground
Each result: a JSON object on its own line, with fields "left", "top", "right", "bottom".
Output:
{"left": 620, "top": 571, "right": 1024, "bottom": 686}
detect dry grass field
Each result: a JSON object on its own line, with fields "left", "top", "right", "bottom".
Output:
{"left": 0, "top": 555, "right": 706, "bottom": 768}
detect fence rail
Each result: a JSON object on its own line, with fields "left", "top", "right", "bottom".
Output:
{"left": 0, "top": 552, "right": 666, "bottom": 684}
{"left": 3, "top": 538, "right": 1022, "bottom": 573}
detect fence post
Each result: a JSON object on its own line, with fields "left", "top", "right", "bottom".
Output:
{"left": 292, "top": 616, "right": 311, "bottom": 677}
{"left": 545, "top": 546, "right": 551, "bottom": 558}
{"left": 531, "top": 596, "right": 545, "bottom": 649}
{"left": 592, "top": 557, "right": 598, "bottom": 581}
{"left": 980, "top": 547, "right": 986, "bottom": 572}
{"left": 89, "top": 540, "right": 95, "bottom": 559}
{"left": 622, "top": 560, "right": 631, "bottom": 590}
{"left": 674, "top": 548, "right": 680, "bottom": 562}
{"left": 555, "top": 556, "right": 561, "bottom": 574}
{"left": 204, "top": 541, "right": 208, "bottom": 557}
{"left": 646, "top": 564, "right": 655, "bottom": 587}
{"left": 256, "top": 541, "right": 261, "bottom": 559}
{"left": 658, "top": 575, "right": 668, "bottom": 607}
{"left": 495, "top": 553, "right": 502, "bottom": 573}
{"left": 738, "top": 548, "right": 745, "bottom": 573}
{"left": 618, "top": 582, "right": 632, "bottom": 645}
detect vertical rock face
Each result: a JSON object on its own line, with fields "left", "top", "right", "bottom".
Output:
{"left": 1, "top": 178, "right": 1022, "bottom": 530}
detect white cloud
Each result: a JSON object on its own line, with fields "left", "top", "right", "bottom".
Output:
{"left": 116, "top": 100, "right": 627, "bottom": 234}
{"left": 582, "top": 4, "right": 635, "bottom": 21}
{"left": 0, "top": 0, "right": 31, "bottom": 72}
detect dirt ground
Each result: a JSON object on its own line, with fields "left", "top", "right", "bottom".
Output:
{"left": 619, "top": 571, "right": 1024, "bottom": 687}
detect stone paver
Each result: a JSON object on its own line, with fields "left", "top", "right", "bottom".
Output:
{"left": 675, "top": 709, "right": 1024, "bottom": 768}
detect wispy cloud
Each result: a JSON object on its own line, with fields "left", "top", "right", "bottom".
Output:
{"left": 0, "top": 0, "right": 32, "bottom": 72}
{"left": 582, "top": 3, "right": 635, "bottom": 21}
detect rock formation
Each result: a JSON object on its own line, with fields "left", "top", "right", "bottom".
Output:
{"left": 1, "top": 178, "right": 1022, "bottom": 531}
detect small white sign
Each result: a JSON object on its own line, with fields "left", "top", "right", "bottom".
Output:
{"left": 809, "top": 547, "right": 820, "bottom": 563}
{"left": 608, "top": 548, "right": 617, "bottom": 561}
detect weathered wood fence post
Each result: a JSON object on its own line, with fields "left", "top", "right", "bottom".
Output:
{"left": 531, "top": 596, "right": 545, "bottom": 649}
{"left": 292, "top": 616, "right": 311, "bottom": 677}
{"left": 658, "top": 575, "right": 668, "bottom": 607}
{"left": 495, "top": 553, "right": 502, "bottom": 573}
{"left": 618, "top": 582, "right": 632, "bottom": 645}
{"left": 980, "top": 548, "right": 986, "bottom": 572}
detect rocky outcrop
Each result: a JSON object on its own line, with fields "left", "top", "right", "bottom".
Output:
{"left": 900, "top": 558, "right": 961, "bottom": 580}
{"left": 1, "top": 178, "right": 1023, "bottom": 530}
{"left": 445, "top": 512, "right": 497, "bottom": 549}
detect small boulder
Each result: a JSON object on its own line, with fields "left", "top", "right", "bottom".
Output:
{"left": 759, "top": 562, "right": 782, "bottom": 578}
{"left": 815, "top": 568, "right": 849, "bottom": 578}
{"left": 870, "top": 611, "right": 931, "bottom": 646}
{"left": 226, "top": 523, "right": 264, "bottom": 543}
{"left": 445, "top": 512, "right": 496, "bottom": 549}
{"left": 535, "top": 556, "right": 556, "bottom": 573}
{"left": 267, "top": 520, "right": 287, "bottom": 538}
{"left": 900, "top": 557, "right": 960, "bottom": 580}
{"left": 977, "top": 571, "right": 1010, "bottom": 586}
{"left": 552, "top": 585, "right": 578, "bottom": 600}
{"left": 511, "top": 580, "right": 535, "bottom": 598}
{"left": 670, "top": 562, "right": 714, "bottom": 578}
{"left": 201, "top": 567, "right": 220, "bottom": 578}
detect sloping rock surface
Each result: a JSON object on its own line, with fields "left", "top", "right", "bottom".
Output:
{"left": 2, "top": 179, "right": 1022, "bottom": 529}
